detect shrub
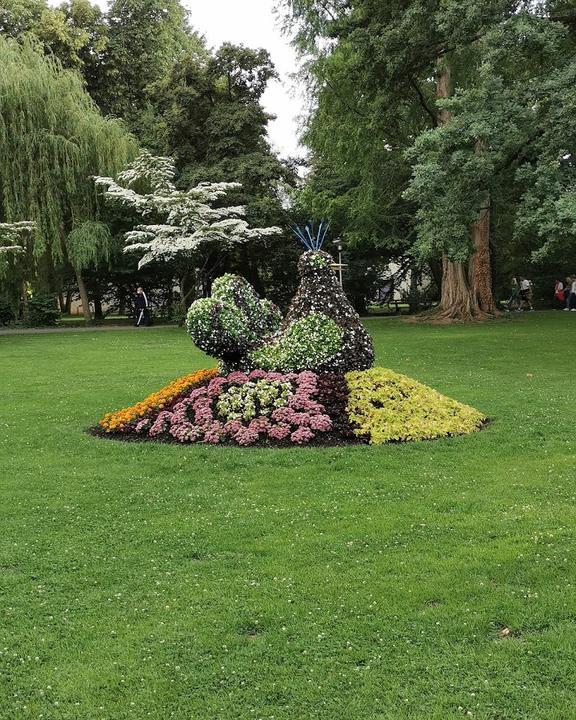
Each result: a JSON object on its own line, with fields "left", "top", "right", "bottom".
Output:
{"left": 0, "top": 297, "right": 16, "bottom": 326}
{"left": 216, "top": 378, "right": 292, "bottom": 422}
{"left": 25, "top": 293, "right": 60, "bottom": 327}
{"left": 316, "top": 373, "right": 357, "bottom": 439}
{"left": 249, "top": 312, "right": 343, "bottom": 372}
{"left": 276, "top": 251, "right": 375, "bottom": 373}
{"left": 345, "top": 367, "right": 486, "bottom": 444}
{"left": 186, "top": 298, "right": 258, "bottom": 359}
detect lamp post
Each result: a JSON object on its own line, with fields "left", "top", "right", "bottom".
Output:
{"left": 335, "top": 240, "right": 344, "bottom": 287}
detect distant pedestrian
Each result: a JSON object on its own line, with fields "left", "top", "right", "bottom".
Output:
{"left": 554, "top": 279, "right": 565, "bottom": 309}
{"left": 564, "top": 276, "right": 576, "bottom": 312}
{"left": 134, "top": 287, "right": 150, "bottom": 326}
{"left": 507, "top": 276, "right": 520, "bottom": 311}
{"left": 519, "top": 276, "right": 534, "bottom": 312}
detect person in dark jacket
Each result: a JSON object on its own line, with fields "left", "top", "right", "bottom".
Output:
{"left": 134, "top": 287, "right": 150, "bottom": 326}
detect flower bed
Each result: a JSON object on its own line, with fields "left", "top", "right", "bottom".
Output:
{"left": 131, "top": 370, "right": 334, "bottom": 446}
{"left": 95, "top": 367, "right": 487, "bottom": 447}
{"left": 98, "top": 368, "right": 218, "bottom": 433}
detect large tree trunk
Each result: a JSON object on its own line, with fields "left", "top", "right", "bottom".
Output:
{"left": 434, "top": 256, "right": 480, "bottom": 321}
{"left": 75, "top": 267, "right": 92, "bottom": 325}
{"left": 469, "top": 193, "right": 496, "bottom": 315}
{"left": 428, "top": 60, "right": 495, "bottom": 321}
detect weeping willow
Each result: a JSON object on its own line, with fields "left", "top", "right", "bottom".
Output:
{"left": 0, "top": 37, "right": 138, "bottom": 270}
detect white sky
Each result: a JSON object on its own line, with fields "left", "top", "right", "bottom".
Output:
{"left": 48, "top": 0, "right": 305, "bottom": 158}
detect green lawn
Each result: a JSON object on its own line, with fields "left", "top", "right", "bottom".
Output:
{"left": 1, "top": 315, "right": 575, "bottom": 719}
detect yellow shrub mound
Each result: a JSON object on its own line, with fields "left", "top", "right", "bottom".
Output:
{"left": 346, "top": 367, "right": 486, "bottom": 444}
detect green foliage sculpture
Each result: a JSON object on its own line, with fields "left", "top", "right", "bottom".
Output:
{"left": 186, "top": 274, "right": 282, "bottom": 368}
{"left": 186, "top": 250, "right": 374, "bottom": 373}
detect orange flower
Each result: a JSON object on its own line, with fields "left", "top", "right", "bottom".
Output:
{"left": 99, "top": 368, "right": 218, "bottom": 432}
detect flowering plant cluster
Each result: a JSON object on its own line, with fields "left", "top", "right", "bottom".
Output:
{"left": 277, "top": 251, "right": 374, "bottom": 373}
{"left": 95, "top": 366, "right": 487, "bottom": 447}
{"left": 94, "top": 151, "right": 281, "bottom": 269}
{"left": 134, "top": 370, "right": 333, "bottom": 446}
{"left": 99, "top": 368, "right": 218, "bottom": 432}
{"left": 345, "top": 367, "right": 486, "bottom": 444}
{"left": 215, "top": 378, "right": 292, "bottom": 421}
{"left": 249, "top": 312, "right": 343, "bottom": 372}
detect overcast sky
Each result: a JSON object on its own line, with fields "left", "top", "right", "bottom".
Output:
{"left": 48, "top": 0, "right": 305, "bottom": 158}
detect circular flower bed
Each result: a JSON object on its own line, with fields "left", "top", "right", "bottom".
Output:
{"left": 93, "top": 367, "right": 487, "bottom": 447}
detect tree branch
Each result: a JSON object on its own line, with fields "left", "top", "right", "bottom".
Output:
{"left": 409, "top": 77, "right": 437, "bottom": 126}
{"left": 324, "top": 77, "right": 368, "bottom": 118}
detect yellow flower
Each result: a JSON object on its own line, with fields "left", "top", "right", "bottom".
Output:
{"left": 345, "top": 367, "right": 486, "bottom": 444}
{"left": 99, "top": 368, "right": 218, "bottom": 432}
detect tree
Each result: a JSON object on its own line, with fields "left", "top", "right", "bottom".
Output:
{"left": 100, "top": 0, "right": 199, "bottom": 134}
{"left": 282, "top": 0, "right": 576, "bottom": 320}
{"left": 95, "top": 151, "right": 282, "bottom": 309}
{"left": 146, "top": 42, "right": 298, "bottom": 301}
{"left": 0, "top": 0, "right": 108, "bottom": 80}
{"left": 0, "top": 221, "right": 35, "bottom": 320}
{"left": 0, "top": 38, "right": 138, "bottom": 323}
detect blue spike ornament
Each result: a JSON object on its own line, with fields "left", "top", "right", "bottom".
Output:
{"left": 292, "top": 220, "right": 330, "bottom": 251}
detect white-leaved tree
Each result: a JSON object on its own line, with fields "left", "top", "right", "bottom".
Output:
{"left": 95, "top": 151, "right": 282, "bottom": 307}
{"left": 0, "top": 221, "right": 34, "bottom": 256}
{"left": 0, "top": 221, "right": 35, "bottom": 321}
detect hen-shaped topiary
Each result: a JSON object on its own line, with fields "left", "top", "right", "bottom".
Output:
{"left": 186, "top": 274, "right": 282, "bottom": 369}
{"left": 186, "top": 251, "right": 374, "bottom": 373}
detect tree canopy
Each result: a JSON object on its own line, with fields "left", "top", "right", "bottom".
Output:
{"left": 282, "top": 0, "right": 576, "bottom": 318}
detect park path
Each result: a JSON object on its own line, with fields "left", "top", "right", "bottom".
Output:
{"left": 0, "top": 325, "right": 175, "bottom": 336}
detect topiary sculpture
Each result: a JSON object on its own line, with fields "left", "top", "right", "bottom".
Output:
{"left": 265, "top": 250, "right": 374, "bottom": 373}
{"left": 186, "top": 250, "right": 374, "bottom": 374}
{"left": 186, "top": 274, "right": 282, "bottom": 369}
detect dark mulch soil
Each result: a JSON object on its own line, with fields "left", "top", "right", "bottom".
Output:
{"left": 86, "top": 425, "right": 368, "bottom": 448}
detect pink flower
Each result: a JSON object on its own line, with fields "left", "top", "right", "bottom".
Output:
{"left": 207, "top": 377, "right": 229, "bottom": 397}
{"left": 149, "top": 411, "right": 173, "bottom": 437}
{"left": 224, "top": 419, "right": 242, "bottom": 435}
{"left": 135, "top": 419, "right": 152, "bottom": 434}
{"left": 226, "top": 371, "right": 249, "bottom": 384}
{"left": 234, "top": 427, "right": 259, "bottom": 446}
{"left": 188, "top": 387, "right": 208, "bottom": 400}
{"left": 249, "top": 417, "right": 270, "bottom": 433}
{"left": 309, "top": 414, "right": 332, "bottom": 431}
{"left": 249, "top": 369, "right": 268, "bottom": 380}
{"left": 268, "top": 424, "right": 291, "bottom": 440}
{"left": 271, "top": 407, "right": 297, "bottom": 424}
{"left": 290, "top": 427, "right": 315, "bottom": 444}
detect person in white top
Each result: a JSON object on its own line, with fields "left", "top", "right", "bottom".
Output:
{"left": 518, "top": 276, "right": 534, "bottom": 312}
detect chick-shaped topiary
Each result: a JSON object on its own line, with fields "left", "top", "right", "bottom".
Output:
{"left": 251, "top": 251, "right": 374, "bottom": 373}
{"left": 186, "top": 274, "right": 282, "bottom": 368}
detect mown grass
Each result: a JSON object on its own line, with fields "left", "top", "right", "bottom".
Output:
{"left": 1, "top": 314, "right": 575, "bottom": 719}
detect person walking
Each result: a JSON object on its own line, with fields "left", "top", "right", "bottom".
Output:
{"left": 519, "top": 276, "right": 534, "bottom": 312}
{"left": 134, "top": 287, "right": 150, "bottom": 326}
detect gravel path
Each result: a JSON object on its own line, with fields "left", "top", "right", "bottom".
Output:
{"left": 0, "top": 324, "right": 176, "bottom": 336}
